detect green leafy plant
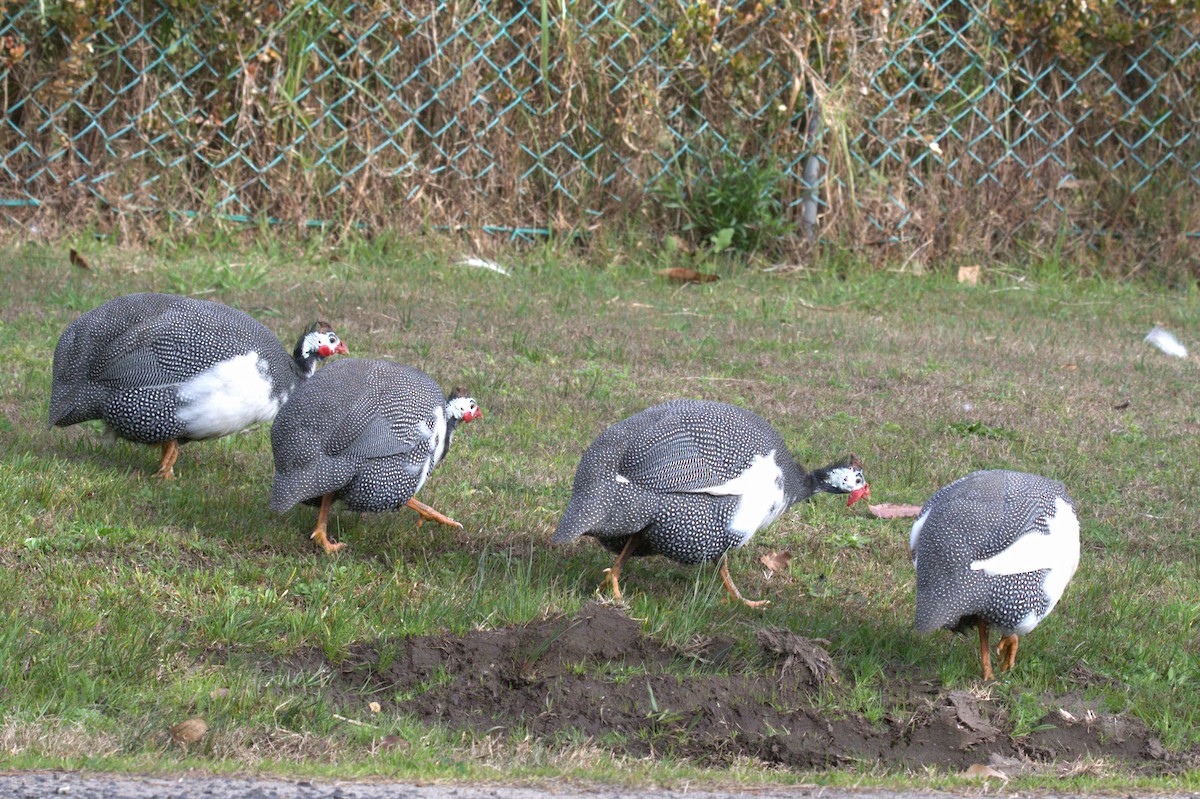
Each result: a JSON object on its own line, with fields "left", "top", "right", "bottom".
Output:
{"left": 947, "top": 420, "right": 1019, "bottom": 441}
{"left": 655, "top": 149, "right": 793, "bottom": 256}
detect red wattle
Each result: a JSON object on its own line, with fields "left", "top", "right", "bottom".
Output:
{"left": 847, "top": 484, "right": 871, "bottom": 506}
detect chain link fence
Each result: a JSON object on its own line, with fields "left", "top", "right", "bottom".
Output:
{"left": 1, "top": 0, "right": 1197, "bottom": 268}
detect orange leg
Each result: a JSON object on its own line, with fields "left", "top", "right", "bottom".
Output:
{"left": 978, "top": 619, "right": 995, "bottom": 681}
{"left": 604, "top": 533, "right": 643, "bottom": 601}
{"left": 718, "top": 556, "right": 769, "bottom": 608}
{"left": 405, "top": 497, "right": 463, "bottom": 529}
{"left": 310, "top": 493, "right": 344, "bottom": 554}
{"left": 998, "top": 634, "right": 1019, "bottom": 673}
{"left": 155, "top": 440, "right": 180, "bottom": 480}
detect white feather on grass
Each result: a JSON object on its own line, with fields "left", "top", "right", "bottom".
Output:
{"left": 454, "top": 256, "right": 511, "bottom": 276}
{"left": 1144, "top": 326, "right": 1188, "bottom": 358}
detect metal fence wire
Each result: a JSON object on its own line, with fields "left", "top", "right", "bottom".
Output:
{"left": 1, "top": 0, "right": 1197, "bottom": 263}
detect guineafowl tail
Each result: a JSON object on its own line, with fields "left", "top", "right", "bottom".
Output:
{"left": 270, "top": 460, "right": 354, "bottom": 513}
{"left": 552, "top": 482, "right": 652, "bottom": 545}
{"left": 914, "top": 605, "right": 953, "bottom": 635}
{"left": 551, "top": 500, "right": 596, "bottom": 544}
{"left": 914, "top": 576, "right": 983, "bottom": 635}
{"left": 270, "top": 479, "right": 311, "bottom": 514}
{"left": 48, "top": 382, "right": 105, "bottom": 428}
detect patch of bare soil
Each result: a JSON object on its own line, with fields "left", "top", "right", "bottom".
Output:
{"left": 286, "top": 602, "right": 1188, "bottom": 773}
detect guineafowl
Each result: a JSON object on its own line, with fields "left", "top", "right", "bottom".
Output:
{"left": 269, "top": 359, "right": 481, "bottom": 554}
{"left": 911, "top": 469, "right": 1080, "bottom": 680}
{"left": 49, "top": 292, "right": 347, "bottom": 479}
{"left": 552, "top": 399, "right": 870, "bottom": 606}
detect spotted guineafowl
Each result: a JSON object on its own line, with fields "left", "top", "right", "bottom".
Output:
{"left": 269, "top": 359, "right": 481, "bottom": 554}
{"left": 552, "top": 399, "right": 870, "bottom": 607}
{"left": 49, "top": 292, "right": 347, "bottom": 479}
{"left": 911, "top": 470, "right": 1080, "bottom": 680}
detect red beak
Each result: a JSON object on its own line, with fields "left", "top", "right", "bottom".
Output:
{"left": 847, "top": 484, "right": 870, "bottom": 506}
{"left": 466, "top": 408, "right": 483, "bottom": 422}
{"left": 334, "top": 341, "right": 349, "bottom": 354}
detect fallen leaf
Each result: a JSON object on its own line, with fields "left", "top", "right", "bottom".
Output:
{"left": 368, "top": 701, "right": 381, "bottom": 713}
{"left": 69, "top": 248, "right": 91, "bottom": 270}
{"left": 1113, "top": 400, "right": 1130, "bottom": 410}
{"left": 759, "top": 550, "right": 792, "bottom": 574}
{"left": 377, "top": 734, "right": 408, "bottom": 752}
{"left": 659, "top": 267, "right": 718, "bottom": 284}
{"left": 208, "top": 688, "right": 230, "bottom": 699}
{"left": 957, "top": 265, "right": 981, "bottom": 285}
{"left": 962, "top": 763, "right": 1008, "bottom": 781}
{"left": 169, "top": 717, "right": 208, "bottom": 745}
{"left": 867, "top": 503, "right": 923, "bottom": 519}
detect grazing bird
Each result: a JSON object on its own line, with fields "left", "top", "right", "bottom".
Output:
{"left": 269, "top": 359, "right": 482, "bottom": 554}
{"left": 49, "top": 292, "right": 347, "bottom": 479}
{"left": 910, "top": 470, "right": 1080, "bottom": 680}
{"left": 552, "top": 399, "right": 870, "bottom": 606}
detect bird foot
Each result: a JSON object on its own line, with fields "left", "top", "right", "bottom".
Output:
{"left": 310, "top": 528, "right": 344, "bottom": 554}
{"left": 997, "top": 635, "right": 1019, "bottom": 673}
{"left": 718, "top": 560, "right": 767, "bottom": 609}
{"left": 156, "top": 440, "right": 180, "bottom": 480}
{"left": 600, "top": 568, "right": 625, "bottom": 602}
{"left": 406, "top": 497, "right": 463, "bottom": 529}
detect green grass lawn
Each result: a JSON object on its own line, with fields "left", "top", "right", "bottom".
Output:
{"left": 1, "top": 236, "right": 1197, "bottom": 789}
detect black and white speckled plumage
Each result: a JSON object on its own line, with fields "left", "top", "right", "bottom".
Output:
{"left": 911, "top": 469, "right": 1080, "bottom": 638}
{"left": 49, "top": 292, "right": 341, "bottom": 445}
{"left": 553, "top": 399, "right": 866, "bottom": 565}
{"left": 269, "top": 359, "right": 474, "bottom": 514}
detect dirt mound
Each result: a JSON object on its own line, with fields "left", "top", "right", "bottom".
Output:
{"left": 289, "top": 602, "right": 1183, "bottom": 772}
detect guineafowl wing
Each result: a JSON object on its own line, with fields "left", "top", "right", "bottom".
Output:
{"left": 616, "top": 403, "right": 767, "bottom": 494}
{"left": 343, "top": 414, "right": 417, "bottom": 460}
{"left": 90, "top": 300, "right": 266, "bottom": 387}
{"left": 306, "top": 384, "right": 399, "bottom": 457}
{"left": 925, "top": 471, "right": 1056, "bottom": 562}
{"left": 93, "top": 346, "right": 180, "bottom": 388}
{"left": 617, "top": 423, "right": 716, "bottom": 492}
{"left": 966, "top": 473, "right": 1075, "bottom": 573}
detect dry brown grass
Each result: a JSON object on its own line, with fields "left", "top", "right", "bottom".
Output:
{"left": 1, "top": 0, "right": 1195, "bottom": 273}
{"left": 0, "top": 719, "right": 125, "bottom": 760}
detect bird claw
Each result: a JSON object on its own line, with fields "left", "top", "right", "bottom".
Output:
{"left": 310, "top": 528, "right": 343, "bottom": 554}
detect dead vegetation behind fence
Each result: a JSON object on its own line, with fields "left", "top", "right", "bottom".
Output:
{"left": 1, "top": 0, "right": 1197, "bottom": 273}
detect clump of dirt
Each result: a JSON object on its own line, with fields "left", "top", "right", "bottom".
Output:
{"left": 286, "top": 602, "right": 1187, "bottom": 772}
{"left": 755, "top": 627, "right": 838, "bottom": 686}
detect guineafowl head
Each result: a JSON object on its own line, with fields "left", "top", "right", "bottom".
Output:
{"left": 811, "top": 454, "right": 870, "bottom": 505}
{"left": 447, "top": 388, "right": 482, "bottom": 423}
{"left": 293, "top": 322, "right": 348, "bottom": 374}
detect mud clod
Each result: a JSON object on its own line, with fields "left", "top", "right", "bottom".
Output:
{"left": 756, "top": 628, "right": 837, "bottom": 686}
{"left": 286, "top": 603, "right": 1189, "bottom": 772}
